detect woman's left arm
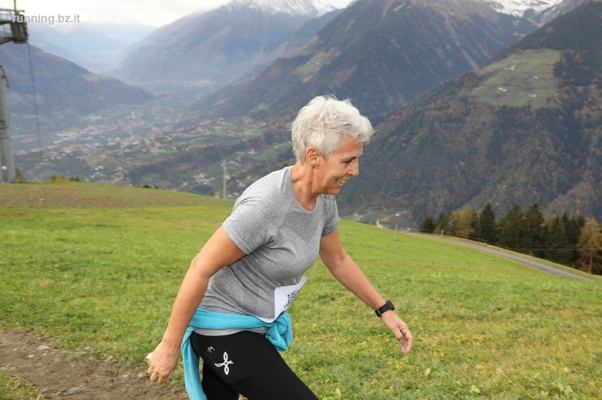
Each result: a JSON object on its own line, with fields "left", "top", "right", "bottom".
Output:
{"left": 319, "top": 228, "right": 413, "bottom": 354}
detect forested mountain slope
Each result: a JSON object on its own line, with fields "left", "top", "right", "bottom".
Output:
{"left": 338, "top": 0, "right": 602, "bottom": 223}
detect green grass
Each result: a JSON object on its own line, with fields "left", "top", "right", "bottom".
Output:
{"left": 1, "top": 183, "right": 601, "bottom": 399}
{"left": 0, "top": 371, "right": 42, "bottom": 400}
{"left": 471, "top": 49, "right": 562, "bottom": 108}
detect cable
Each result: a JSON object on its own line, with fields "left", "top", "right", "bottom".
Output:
{"left": 26, "top": 43, "right": 42, "bottom": 162}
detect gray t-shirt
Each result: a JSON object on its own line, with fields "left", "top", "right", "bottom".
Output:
{"left": 197, "top": 166, "right": 339, "bottom": 335}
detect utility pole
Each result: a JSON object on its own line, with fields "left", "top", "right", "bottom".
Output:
{"left": 222, "top": 160, "right": 227, "bottom": 199}
{"left": 0, "top": 65, "right": 15, "bottom": 183}
{"left": 0, "top": 3, "right": 28, "bottom": 183}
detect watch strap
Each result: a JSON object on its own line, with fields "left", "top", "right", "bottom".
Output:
{"left": 375, "top": 300, "right": 395, "bottom": 317}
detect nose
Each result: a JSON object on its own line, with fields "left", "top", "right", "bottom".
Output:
{"left": 349, "top": 160, "right": 359, "bottom": 177}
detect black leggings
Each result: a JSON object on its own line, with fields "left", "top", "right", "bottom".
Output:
{"left": 190, "top": 331, "right": 318, "bottom": 400}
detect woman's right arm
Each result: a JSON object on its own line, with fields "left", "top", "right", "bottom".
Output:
{"left": 147, "top": 225, "right": 246, "bottom": 384}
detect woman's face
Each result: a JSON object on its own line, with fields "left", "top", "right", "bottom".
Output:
{"left": 316, "top": 135, "right": 363, "bottom": 195}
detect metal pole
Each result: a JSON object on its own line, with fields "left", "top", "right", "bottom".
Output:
{"left": 222, "top": 161, "right": 226, "bottom": 199}
{"left": 0, "top": 64, "right": 15, "bottom": 183}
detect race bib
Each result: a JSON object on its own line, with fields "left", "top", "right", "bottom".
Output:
{"left": 259, "top": 275, "right": 307, "bottom": 322}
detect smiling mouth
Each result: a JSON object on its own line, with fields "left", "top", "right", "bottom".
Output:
{"left": 336, "top": 179, "right": 347, "bottom": 185}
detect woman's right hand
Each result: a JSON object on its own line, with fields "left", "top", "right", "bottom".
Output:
{"left": 147, "top": 340, "right": 180, "bottom": 384}
{"left": 147, "top": 226, "right": 245, "bottom": 384}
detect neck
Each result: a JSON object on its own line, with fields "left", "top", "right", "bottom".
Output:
{"left": 291, "top": 162, "right": 319, "bottom": 211}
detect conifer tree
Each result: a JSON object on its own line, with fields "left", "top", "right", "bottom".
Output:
{"left": 566, "top": 214, "right": 585, "bottom": 241}
{"left": 499, "top": 204, "right": 523, "bottom": 251}
{"left": 564, "top": 213, "right": 585, "bottom": 263}
{"left": 478, "top": 202, "right": 499, "bottom": 244}
{"left": 575, "top": 219, "right": 602, "bottom": 275}
{"left": 419, "top": 216, "right": 436, "bottom": 233}
{"left": 544, "top": 215, "right": 572, "bottom": 265}
{"left": 434, "top": 212, "right": 453, "bottom": 236}
{"left": 521, "top": 203, "right": 545, "bottom": 257}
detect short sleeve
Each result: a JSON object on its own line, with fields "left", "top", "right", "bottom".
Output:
{"left": 321, "top": 196, "right": 339, "bottom": 237}
{"left": 222, "top": 195, "right": 279, "bottom": 255}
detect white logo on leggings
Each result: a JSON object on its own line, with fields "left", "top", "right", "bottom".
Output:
{"left": 215, "top": 352, "right": 234, "bottom": 375}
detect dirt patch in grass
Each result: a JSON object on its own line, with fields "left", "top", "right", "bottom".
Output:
{"left": 0, "top": 182, "right": 231, "bottom": 209}
{"left": 0, "top": 330, "right": 187, "bottom": 400}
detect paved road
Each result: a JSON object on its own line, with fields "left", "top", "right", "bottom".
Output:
{"left": 439, "top": 237, "right": 589, "bottom": 280}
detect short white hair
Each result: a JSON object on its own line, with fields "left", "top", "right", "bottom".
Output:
{"left": 291, "top": 95, "right": 374, "bottom": 164}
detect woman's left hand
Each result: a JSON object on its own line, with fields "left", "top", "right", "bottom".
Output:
{"left": 380, "top": 311, "right": 413, "bottom": 354}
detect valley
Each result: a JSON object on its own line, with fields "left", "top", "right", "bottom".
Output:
{"left": 13, "top": 103, "right": 272, "bottom": 198}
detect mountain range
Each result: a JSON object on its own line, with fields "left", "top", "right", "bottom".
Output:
{"left": 194, "top": 0, "right": 585, "bottom": 121}
{"left": 114, "top": 0, "right": 351, "bottom": 88}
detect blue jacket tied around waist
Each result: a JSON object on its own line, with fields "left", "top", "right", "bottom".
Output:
{"left": 181, "top": 308, "right": 293, "bottom": 400}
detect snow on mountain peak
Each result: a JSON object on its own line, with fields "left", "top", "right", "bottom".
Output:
{"left": 484, "top": 0, "right": 565, "bottom": 17}
{"left": 227, "top": 0, "right": 353, "bottom": 17}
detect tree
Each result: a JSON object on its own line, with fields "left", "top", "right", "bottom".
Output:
{"left": 544, "top": 215, "right": 572, "bottom": 265}
{"left": 520, "top": 203, "right": 545, "bottom": 257}
{"left": 499, "top": 204, "right": 523, "bottom": 250}
{"left": 565, "top": 214, "right": 586, "bottom": 245}
{"left": 478, "top": 202, "right": 499, "bottom": 244}
{"left": 419, "top": 216, "right": 436, "bottom": 233}
{"left": 434, "top": 212, "right": 453, "bottom": 236}
{"left": 15, "top": 168, "right": 26, "bottom": 183}
{"left": 453, "top": 205, "right": 478, "bottom": 239}
{"left": 575, "top": 219, "right": 602, "bottom": 275}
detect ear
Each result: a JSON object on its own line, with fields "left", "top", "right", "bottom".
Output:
{"left": 306, "top": 147, "right": 320, "bottom": 167}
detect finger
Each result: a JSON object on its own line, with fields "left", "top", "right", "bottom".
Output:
{"left": 398, "top": 337, "right": 409, "bottom": 354}
{"left": 158, "top": 371, "right": 173, "bottom": 384}
{"left": 398, "top": 326, "right": 413, "bottom": 354}
{"left": 154, "top": 372, "right": 164, "bottom": 384}
{"left": 394, "top": 324, "right": 409, "bottom": 341}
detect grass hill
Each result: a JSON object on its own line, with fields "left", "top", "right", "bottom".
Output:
{"left": 338, "top": 0, "right": 602, "bottom": 223}
{"left": 1, "top": 182, "right": 601, "bottom": 398}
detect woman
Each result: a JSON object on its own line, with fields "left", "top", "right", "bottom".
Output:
{"left": 147, "top": 96, "right": 413, "bottom": 400}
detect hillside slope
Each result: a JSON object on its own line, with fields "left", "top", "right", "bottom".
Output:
{"left": 3, "top": 43, "right": 152, "bottom": 116}
{"left": 338, "top": 0, "right": 602, "bottom": 222}
{"left": 1, "top": 181, "right": 600, "bottom": 399}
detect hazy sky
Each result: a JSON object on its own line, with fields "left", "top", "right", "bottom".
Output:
{"left": 2, "top": 0, "right": 237, "bottom": 27}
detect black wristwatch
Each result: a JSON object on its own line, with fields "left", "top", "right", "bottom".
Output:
{"left": 375, "top": 300, "right": 395, "bottom": 317}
